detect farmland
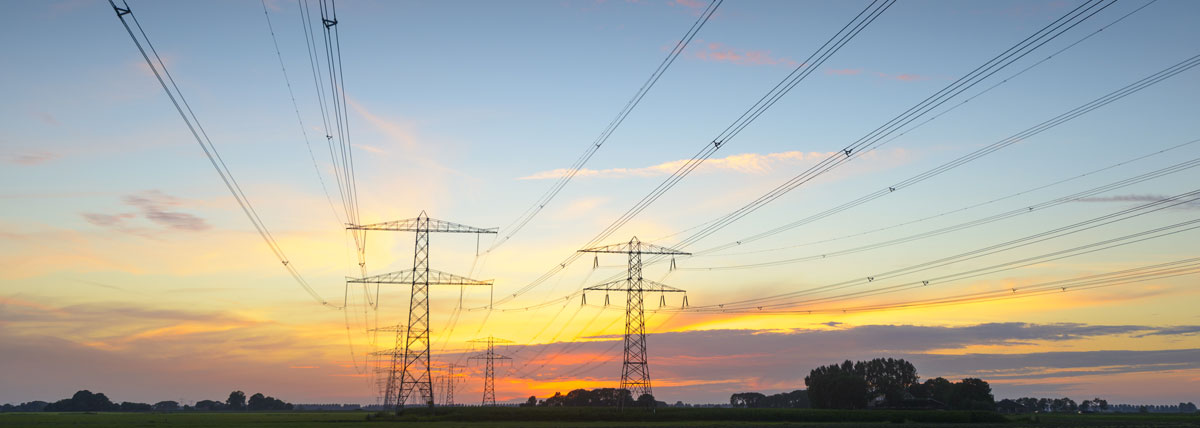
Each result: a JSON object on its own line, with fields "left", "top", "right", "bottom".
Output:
{"left": 1, "top": 409, "right": 1196, "bottom": 428}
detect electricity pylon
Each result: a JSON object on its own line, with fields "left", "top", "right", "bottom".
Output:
{"left": 579, "top": 237, "right": 688, "bottom": 407}
{"left": 367, "top": 324, "right": 406, "bottom": 407}
{"left": 468, "top": 336, "right": 512, "bottom": 406}
{"left": 441, "top": 363, "right": 465, "bottom": 407}
{"left": 348, "top": 212, "right": 496, "bottom": 411}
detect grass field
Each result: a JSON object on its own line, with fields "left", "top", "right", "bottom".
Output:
{"left": 0, "top": 409, "right": 1196, "bottom": 428}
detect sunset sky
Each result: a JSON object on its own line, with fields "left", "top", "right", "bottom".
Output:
{"left": 1, "top": 0, "right": 1198, "bottom": 406}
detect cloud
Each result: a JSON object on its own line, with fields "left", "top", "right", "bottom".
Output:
{"left": 123, "top": 190, "right": 210, "bottom": 231}
{"left": 825, "top": 68, "right": 926, "bottom": 82}
{"left": 82, "top": 212, "right": 137, "bottom": 227}
{"left": 347, "top": 99, "right": 417, "bottom": 150}
{"left": 670, "top": 0, "right": 706, "bottom": 9}
{"left": 875, "top": 72, "right": 926, "bottom": 82}
{"left": 825, "top": 68, "right": 863, "bottom": 76}
{"left": 1076, "top": 194, "right": 1200, "bottom": 209}
{"left": 692, "top": 42, "right": 799, "bottom": 67}
{"left": 33, "top": 111, "right": 59, "bottom": 126}
{"left": 6, "top": 152, "right": 60, "bottom": 166}
{"left": 1133, "top": 325, "right": 1200, "bottom": 338}
{"left": 484, "top": 322, "right": 1200, "bottom": 402}
{"left": 83, "top": 190, "right": 210, "bottom": 232}
{"left": 519, "top": 150, "right": 839, "bottom": 180}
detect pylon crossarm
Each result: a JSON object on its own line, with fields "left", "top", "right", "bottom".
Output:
{"left": 348, "top": 268, "right": 493, "bottom": 286}
{"left": 577, "top": 237, "right": 690, "bottom": 255}
{"left": 583, "top": 278, "right": 686, "bottom": 293}
{"left": 347, "top": 216, "right": 497, "bottom": 234}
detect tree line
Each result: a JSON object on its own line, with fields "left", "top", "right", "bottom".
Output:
{"left": 522, "top": 388, "right": 662, "bottom": 408}
{"left": 0, "top": 390, "right": 292, "bottom": 412}
{"left": 729, "top": 358, "right": 995, "bottom": 411}
{"left": 997, "top": 397, "right": 1198, "bottom": 414}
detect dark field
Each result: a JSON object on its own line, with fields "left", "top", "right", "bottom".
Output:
{"left": 1, "top": 409, "right": 1197, "bottom": 428}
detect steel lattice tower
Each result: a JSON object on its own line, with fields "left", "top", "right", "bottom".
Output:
{"left": 441, "top": 363, "right": 464, "bottom": 407}
{"left": 468, "top": 336, "right": 512, "bottom": 406}
{"left": 348, "top": 212, "right": 495, "bottom": 411}
{"left": 367, "top": 324, "right": 406, "bottom": 407}
{"left": 579, "top": 237, "right": 688, "bottom": 406}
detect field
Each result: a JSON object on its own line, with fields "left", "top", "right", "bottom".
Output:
{"left": 0, "top": 409, "right": 1196, "bottom": 428}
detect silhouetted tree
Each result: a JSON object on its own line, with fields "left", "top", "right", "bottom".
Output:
{"left": 119, "top": 402, "right": 153, "bottom": 412}
{"left": 1, "top": 401, "right": 48, "bottom": 412}
{"left": 246, "top": 393, "right": 293, "bottom": 411}
{"left": 635, "top": 394, "right": 656, "bottom": 407}
{"left": 44, "top": 390, "right": 119, "bottom": 412}
{"left": 226, "top": 391, "right": 246, "bottom": 410}
{"left": 950, "top": 378, "right": 995, "bottom": 411}
{"left": 730, "top": 392, "right": 766, "bottom": 408}
{"left": 540, "top": 392, "right": 564, "bottom": 407}
{"left": 806, "top": 360, "right": 869, "bottom": 409}
{"left": 997, "top": 398, "right": 1023, "bottom": 413}
{"left": 520, "top": 396, "right": 537, "bottom": 407}
{"left": 538, "top": 388, "right": 634, "bottom": 407}
{"left": 859, "top": 358, "right": 919, "bottom": 406}
{"left": 153, "top": 401, "right": 179, "bottom": 411}
{"left": 193, "top": 400, "right": 226, "bottom": 411}
{"left": 731, "top": 390, "right": 810, "bottom": 408}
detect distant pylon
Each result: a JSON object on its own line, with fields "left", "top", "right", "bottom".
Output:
{"left": 348, "top": 212, "right": 496, "bottom": 411}
{"left": 367, "top": 324, "right": 406, "bottom": 407}
{"left": 442, "top": 363, "right": 464, "bottom": 407}
{"left": 468, "top": 336, "right": 512, "bottom": 406}
{"left": 579, "top": 237, "right": 688, "bottom": 407}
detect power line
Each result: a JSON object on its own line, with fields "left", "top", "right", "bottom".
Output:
{"left": 106, "top": 0, "right": 339, "bottom": 309}
{"left": 676, "top": 256, "right": 1200, "bottom": 315}
{"left": 696, "top": 136, "right": 1200, "bottom": 259}
{"left": 260, "top": 0, "right": 344, "bottom": 226}
{"left": 478, "top": 0, "right": 896, "bottom": 310}
{"left": 672, "top": 0, "right": 1122, "bottom": 257}
{"left": 614, "top": 49, "right": 1200, "bottom": 283}
{"left": 681, "top": 146, "right": 1200, "bottom": 270}
{"left": 487, "top": 0, "right": 724, "bottom": 253}
{"left": 690, "top": 189, "right": 1200, "bottom": 311}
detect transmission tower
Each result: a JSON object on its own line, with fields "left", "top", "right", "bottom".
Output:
{"left": 367, "top": 324, "right": 406, "bottom": 407}
{"left": 468, "top": 336, "right": 512, "bottom": 407}
{"left": 348, "top": 211, "right": 496, "bottom": 411}
{"left": 579, "top": 237, "right": 688, "bottom": 407}
{"left": 441, "top": 363, "right": 465, "bottom": 407}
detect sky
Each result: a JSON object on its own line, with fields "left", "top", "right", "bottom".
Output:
{"left": 1, "top": 0, "right": 1199, "bottom": 407}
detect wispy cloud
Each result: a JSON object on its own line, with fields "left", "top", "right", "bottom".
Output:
{"left": 6, "top": 151, "right": 60, "bottom": 166}
{"left": 692, "top": 41, "right": 798, "bottom": 67}
{"left": 82, "top": 190, "right": 210, "bottom": 232}
{"left": 671, "top": 0, "right": 707, "bottom": 9}
{"left": 1076, "top": 194, "right": 1200, "bottom": 209}
{"left": 32, "top": 111, "right": 59, "bottom": 126}
{"left": 824, "top": 68, "right": 927, "bottom": 82}
{"left": 875, "top": 71, "right": 926, "bottom": 82}
{"left": 347, "top": 99, "right": 417, "bottom": 150}
{"left": 519, "top": 150, "right": 839, "bottom": 180}
{"left": 825, "top": 68, "right": 863, "bottom": 76}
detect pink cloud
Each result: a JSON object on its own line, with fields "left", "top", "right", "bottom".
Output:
{"left": 826, "top": 68, "right": 863, "bottom": 76}
{"left": 671, "top": 0, "right": 706, "bottom": 9}
{"left": 693, "top": 42, "right": 798, "bottom": 67}
{"left": 6, "top": 152, "right": 61, "bottom": 166}
{"left": 875, "top": 71, "right": 927, "bottom": 82}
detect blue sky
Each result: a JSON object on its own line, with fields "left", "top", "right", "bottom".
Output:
{"left": 1, "top": 0, "right": 1198, "bottom": 405}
